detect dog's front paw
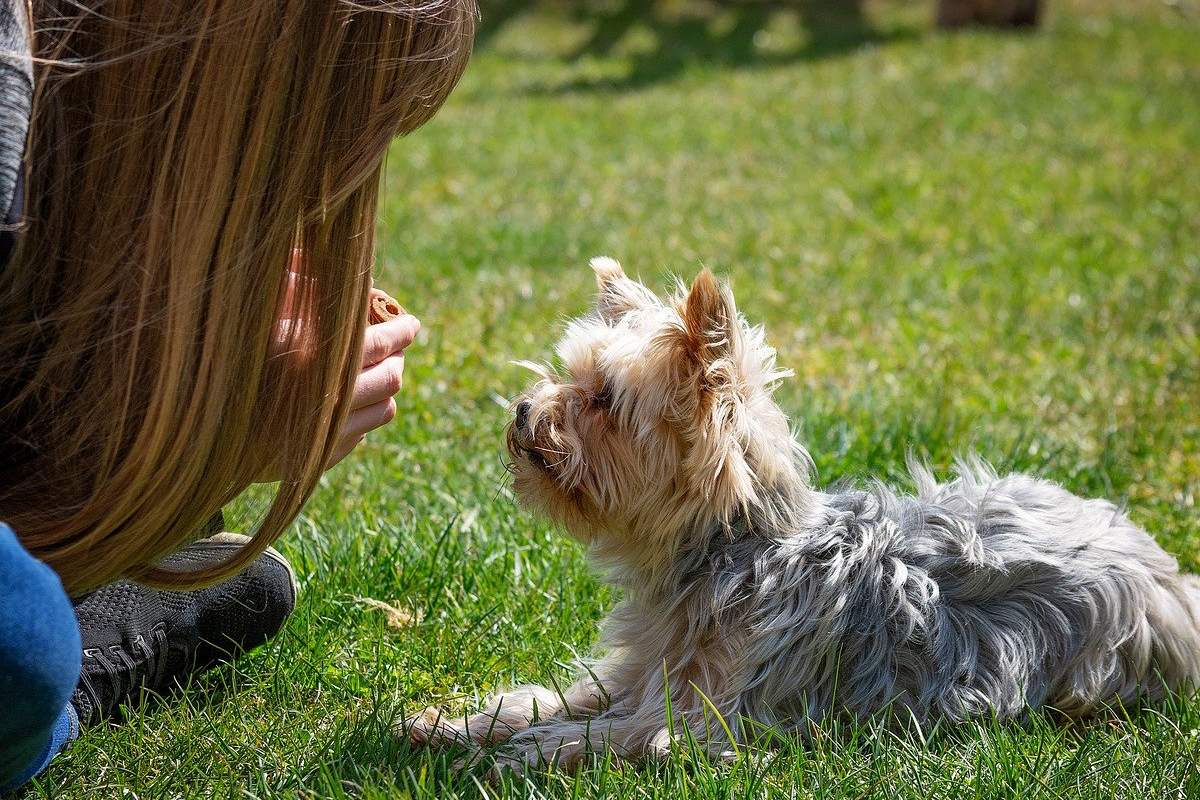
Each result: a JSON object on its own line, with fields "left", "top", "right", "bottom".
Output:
{"left": 402, "top": 705, "right": 538, "bottom": 750}
{"left": 485, "top": 745, "right": 560, "bottom": 785}
{"left": 488, "top": 727, "right": 594, "bottom": 780}
{"left": 401, "top": 706, "right": 471, "bottom": 748}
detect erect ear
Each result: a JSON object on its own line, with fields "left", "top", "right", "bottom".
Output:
{"left": 591, "top": 256, "right": 656, "bottom": 323}
{"left": 681, "top": 268, "right": 737, "bottom": 362}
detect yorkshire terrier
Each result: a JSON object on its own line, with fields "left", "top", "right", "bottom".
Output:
{"left": 408, "top": 258, "right": 1200, "bottom": 771}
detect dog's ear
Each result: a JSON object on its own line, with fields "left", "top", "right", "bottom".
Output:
{"left": 679, "top": 270, "right": 760, "bottom": 512}
{"left": 681, "top": 268, "right": 737, "bottom": 363}
{"left": 591, "top": 257, "right": 656, "bottom": 323}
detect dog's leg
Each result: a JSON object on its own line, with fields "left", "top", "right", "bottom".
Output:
{"left": 405, "top": 684, "right": 563, "bottom": 748}
{"left": 406, "top": 673, "right": 613, "bottom": 749}
{"left": 492, "top": 715, "right": 632, "bottom": 775}
{"left": 493, "top": 692, "right": 744, "bottom": 775}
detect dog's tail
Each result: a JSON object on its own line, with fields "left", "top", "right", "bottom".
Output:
{"left": 1153, "top": 574, "right": 1200, "bottom": 690}
{"left": 1186, "top": 573, "right": 1200, "bottom": 618}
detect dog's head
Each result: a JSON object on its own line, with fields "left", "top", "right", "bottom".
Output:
{"left": 507, "top": 258, "right": 810, "bottom": 573}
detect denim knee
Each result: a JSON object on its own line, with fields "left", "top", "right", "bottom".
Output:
{"left": 0, "top": 523, "right": 82, "bottom": 785}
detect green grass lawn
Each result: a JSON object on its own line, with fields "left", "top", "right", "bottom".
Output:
{"left": 31, "top": 0, "right": 1200, "bottom": 797}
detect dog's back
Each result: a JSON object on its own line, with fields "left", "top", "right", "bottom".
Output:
{"left": 733, "top": 460, "right": 1200, "bottom": 727}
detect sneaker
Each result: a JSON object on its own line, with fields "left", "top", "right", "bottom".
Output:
{"left": 70, "top": 530, "right": 298, "bottom": 726}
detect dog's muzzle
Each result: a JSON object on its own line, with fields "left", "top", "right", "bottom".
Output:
{"left": 510, "top": 400, "right": 548, "bottom": 470}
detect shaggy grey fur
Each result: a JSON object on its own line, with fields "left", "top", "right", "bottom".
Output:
{"left": 671, "top": 458, "right": 1200, "bottom": 732}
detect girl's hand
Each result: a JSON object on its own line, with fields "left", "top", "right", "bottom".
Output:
{"left": 324, "top": 314, "right": 420, "bottom": 469}
{"left": 263, "top": 257, "right": 419, "bottom": 479}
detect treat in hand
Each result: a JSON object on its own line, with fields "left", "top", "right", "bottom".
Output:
{"left": 368, "top": 288, "right": 406, "bottom": 325}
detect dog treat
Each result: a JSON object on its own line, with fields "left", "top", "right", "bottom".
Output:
{"left": 368, "top": 288, "right": 406, "bottom": 325}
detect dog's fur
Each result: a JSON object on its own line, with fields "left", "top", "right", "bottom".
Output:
{"left": 408, "top": 258, "right": 1200, "bottom": 771}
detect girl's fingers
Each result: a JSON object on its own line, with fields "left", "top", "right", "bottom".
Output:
{"left": 362, "top": 315, "right": 420, "bottom": 367}
{"left": 351, "top": 355, "right": 405, "bottom": 411}
{"left": 324, "top": 398, "right": 397, "bottom": 469}
{"left": 321, "top": 301, "right": 417, "bottom": 471}
{"left": 324, "top": 435, "right": 365, "bottom": 471}
{"left": 343, "top": 397, "right": 398, "bottom": 440}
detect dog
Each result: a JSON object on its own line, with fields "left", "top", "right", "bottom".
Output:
{"left": 408, "top": 258, "right": 1200, "bottom": 772}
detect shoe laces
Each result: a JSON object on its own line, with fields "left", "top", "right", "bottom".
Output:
{"left": 78, "top": 623, "right": 178, "bottom": 714}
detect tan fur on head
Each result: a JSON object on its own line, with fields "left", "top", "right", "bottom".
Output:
{"left": 507, "top": 259, "right": 809, "bottom": 582}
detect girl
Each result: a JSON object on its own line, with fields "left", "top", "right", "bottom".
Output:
{"left": 0, "top": 0, "right": 476, "bottom": 791}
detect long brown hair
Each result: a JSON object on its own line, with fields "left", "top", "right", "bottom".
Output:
{"left": 0, "top": 0, "right": 476, "bottom": 595}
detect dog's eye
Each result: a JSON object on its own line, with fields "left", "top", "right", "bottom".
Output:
{"left": 592, "top": 385, "right": 613, "bottom": 409}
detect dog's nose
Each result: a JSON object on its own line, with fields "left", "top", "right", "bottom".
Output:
{"left": 515, "top": 400, "right": 531, "bottom": 431}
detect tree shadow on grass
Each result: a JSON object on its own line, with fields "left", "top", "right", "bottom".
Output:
{"left": 476, "top": 0, "right": 539, "bottom": 49}
{"left": 480, "top": 0, "right": 920, "bottom": 95}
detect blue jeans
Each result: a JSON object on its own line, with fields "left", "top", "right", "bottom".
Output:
{"left": 0, "top": 523, "right": 80, "bottom": 793}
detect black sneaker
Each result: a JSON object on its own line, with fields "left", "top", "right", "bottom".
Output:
{"left": 70, "top": 531, "right": 298, "bottom": 726}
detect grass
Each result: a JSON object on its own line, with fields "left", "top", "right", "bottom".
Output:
{"left": 28, "top": 0, "right": 1200, "bottom": 797}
